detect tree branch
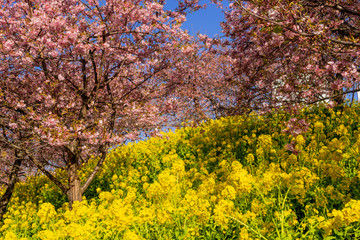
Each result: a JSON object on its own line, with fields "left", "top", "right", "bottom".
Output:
{"left": 236, "top": 0, "right": 360, "bottom": 48}
{"left": 333, "top": 4, "right": 360, "bottom": 17}
{"left": 9, "top": 144, "right": 68, "bottom": 195}
{"left": 307, "top": 88, "right": 360, "bottom": 105}
{"left": 81, "top": 145, "right": 108, "bottom": 194}
{"left": 330, "top": 38, "right": 360, "bottom": 47}
{"left": 235, "top": 0, "right": 315, "bottom": 37}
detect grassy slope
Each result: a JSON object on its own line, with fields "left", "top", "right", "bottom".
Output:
{"left": 2, "top": 104, "right": 360, "bottom": 239}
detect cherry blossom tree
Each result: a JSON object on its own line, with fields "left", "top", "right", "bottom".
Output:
{"left": 155, "top": 35, "right": 242, "bottom": 123}
{"left": 218, "top": 0, "right": 360, "bottom": 112}
{"left": 0, "top": 0, "right": 204, "bottom": 209}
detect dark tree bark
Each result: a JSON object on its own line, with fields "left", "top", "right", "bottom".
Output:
{"left": 0, "top": 156, "right": 22, "bottom": 222}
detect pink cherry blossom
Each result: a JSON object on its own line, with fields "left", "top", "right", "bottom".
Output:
{"left": 217, "top": 0, "right": 360, "bottom": 110}
{"left": 0, "top": 0, "right": 203, "bottom": 208}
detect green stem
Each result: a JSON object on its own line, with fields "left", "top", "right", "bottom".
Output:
{"left": 226, "top": 215, "right": 268, "bottom": 240}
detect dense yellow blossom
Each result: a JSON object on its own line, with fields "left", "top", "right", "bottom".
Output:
{"left": 2, "top": 104, "right": 360, "bottom": 239}
{"left": 228, "top": 161, "right": 253, "bottom": 195}
{"left": 4, "top": 231, "right": 17, "bottom": 240}
{"left": 320, "top": 199, "right": 360, "bottom": 236}
{"left": 213, "top": 199, "right": 234, "bottom": 227}
{"left": 123, "top": 229, "right": 143, "bottom": 240}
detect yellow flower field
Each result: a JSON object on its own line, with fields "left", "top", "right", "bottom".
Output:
{"left": 1, "top": 104, "right": 360, "bottom": 239}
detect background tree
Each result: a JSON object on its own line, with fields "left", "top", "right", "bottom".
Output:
{"left": 156, "top": 35, "right": 241, "bottom": 123}
{"left": 0, "top": 0, "right": 203, "bottom": 209}
{"left": 218, "top": 0, "right": 360, "bottom": 112}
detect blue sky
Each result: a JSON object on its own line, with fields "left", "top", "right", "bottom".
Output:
{"left": 164, "top": 0, "right": 225, "bottom": 38}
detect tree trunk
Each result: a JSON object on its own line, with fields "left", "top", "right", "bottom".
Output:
{"left": 333, "top": 74, "right": 345, "bottom": 106}
{"left": 0, "top": 157, "right": 22, "bottom": 222}
{"left": 67, "top": 162, "right": 82, "bottom": 209}
{"left": 333, "top": 89, "right": 345, "bottom": 106}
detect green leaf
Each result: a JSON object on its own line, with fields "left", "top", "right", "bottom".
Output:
{"left": 273, "top": 26, "right": 283, "bottom": 34}
{"left": 324, "top": 236, "right": 337, "bottom": 240}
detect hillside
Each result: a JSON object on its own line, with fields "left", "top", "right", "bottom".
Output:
{"left": 1, "top": 104, "right": 360, "bottom": 239}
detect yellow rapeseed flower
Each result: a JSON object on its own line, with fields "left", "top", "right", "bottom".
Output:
{"left": 4, "top": 231, "right": 17, "bottom": 240}
{"left": 123, "top": 229, "right": 143, "bottom": 240}
{"left": 37, "top": 202, "right": 57, "bottom": 224}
